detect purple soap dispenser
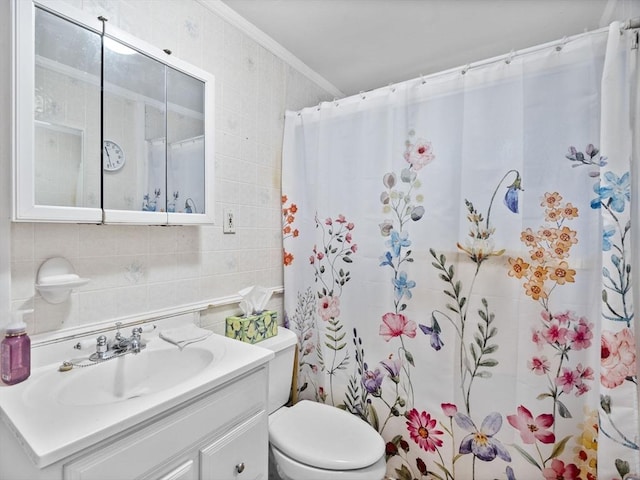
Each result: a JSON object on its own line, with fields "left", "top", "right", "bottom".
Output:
{"left": 1, "top": 310, "right": 32, "bottom": 385}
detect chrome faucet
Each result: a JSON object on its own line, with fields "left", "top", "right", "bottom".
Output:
{"left": 88, "top": 324, "right": 148, "bottom": 362}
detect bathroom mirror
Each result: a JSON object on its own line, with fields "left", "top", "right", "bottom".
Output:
{"left": 102, "top": 36, "right": 168, "bottom": 224}
{"left": 13, "top": 0, "right": 215, "bottom": 225}
{"left": 14, "top": 2, "right": 103, "bottom": 222}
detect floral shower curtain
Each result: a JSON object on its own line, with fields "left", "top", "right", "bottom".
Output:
{"left": 282, "top": 23, "right": 639, "bottom": 480}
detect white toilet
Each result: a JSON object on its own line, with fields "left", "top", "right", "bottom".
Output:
{"left": 260, "top": 327, "right": 387, "bottom": 480}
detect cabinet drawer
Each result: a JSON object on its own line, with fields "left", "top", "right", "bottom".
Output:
{"left": 200, "top": 412, "right": 268, "bottom": 480}
{"left": 63, "top": 367, "right": 267, "bottom": 480}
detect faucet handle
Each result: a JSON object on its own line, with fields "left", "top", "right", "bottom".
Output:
{"left": 115, "top": 322, "right": 123, "bottom": 340}
{"left": 96, "top": 335, "right": 108, "bottom": 355}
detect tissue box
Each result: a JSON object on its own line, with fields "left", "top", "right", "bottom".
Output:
{"left": 225, "top": 311, "right": 278, "bottom": 344}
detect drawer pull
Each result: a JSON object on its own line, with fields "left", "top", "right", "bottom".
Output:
{"left": 236, "top": 462, "right": 245, "bottom": 474}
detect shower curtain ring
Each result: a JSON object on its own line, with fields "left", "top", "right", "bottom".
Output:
{"left": 359, "top": 91, "right": 366, "bottom": 100}
{"left": 556, "top": 36, "right": 568, "bottom": 51}
{"left": 461, "top": 64, "right": 471, "bottom": 75}
{"left": 505, "top": 49, "right": 515, "bottom": 64}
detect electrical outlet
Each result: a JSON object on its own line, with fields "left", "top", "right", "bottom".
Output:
{"left": 223, "top": 208, "right": 236, "bottom": 234}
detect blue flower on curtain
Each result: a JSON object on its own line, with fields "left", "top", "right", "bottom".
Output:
{"left": 588, "top": 165, "right": 633, "bottom": 325}
{"left": 393, "top": 271, "right": 416, "bottom": 301}
{"left": 602, "top": 225, "right": 616, "bottom": 251}
{"left": 387, "top": 230, "right": 412, "bottom": 257}
{"left": 503, "top": 174, "right": 523, "bottom": 213}
{"left": 591, "top": 171, "right": 630, "bottom": 212}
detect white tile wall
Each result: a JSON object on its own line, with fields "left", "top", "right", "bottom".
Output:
{"left": 7, "top": 0, "right": 334, "bottom": 335}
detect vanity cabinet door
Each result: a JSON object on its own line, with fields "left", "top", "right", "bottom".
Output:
{"left": 155, "top": 458, "right": 197, "bottom": 480}
{"left": 200, "top": 412, "right": 269, "bottom": 480}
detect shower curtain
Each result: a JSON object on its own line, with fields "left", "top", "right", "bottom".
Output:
{"left": 282, "top": 23, "right": 639, "bottom": 480}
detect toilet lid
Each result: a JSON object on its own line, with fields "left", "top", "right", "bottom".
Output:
{"left": 269, "top": 400, "right": 385, "bottom": 470}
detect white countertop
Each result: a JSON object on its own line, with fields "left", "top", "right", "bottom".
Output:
{"left": 0, "top": 317, "right": 273, "bottom": 468}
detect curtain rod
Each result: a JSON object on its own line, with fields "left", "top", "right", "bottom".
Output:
{"left": 622, "top": 17, "right": 640, "bottom": 30}
{"left": 292, "top": 16, "right": 640, "bottom": 115}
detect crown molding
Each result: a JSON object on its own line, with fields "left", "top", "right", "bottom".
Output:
{"left": 198, "top": 0, "right": 344, "bottom": 99}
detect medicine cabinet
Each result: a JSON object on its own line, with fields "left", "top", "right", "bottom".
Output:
{"left": 12, "top": 0, "right": 215, "bottom": 225}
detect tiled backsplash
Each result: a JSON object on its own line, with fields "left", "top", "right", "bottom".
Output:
{"left": 7, "top": 0, "right": 335, "bottom": 335}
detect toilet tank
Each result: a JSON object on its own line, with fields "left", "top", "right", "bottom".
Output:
{"left": 258, "top": 327, "right": 298, "bottom": 414}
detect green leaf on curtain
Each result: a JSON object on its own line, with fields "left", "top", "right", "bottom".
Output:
{"left": 405, "top": 350, "right": 415, "bottom": 366}
{"left": 476, "top": 371, "right": 492, "bottom": 378}
{"left": 430, "top": 465, "right": 447, "bottom": 480}
{"left": 546, "top": 435, "right": 572, "bottom": 461}
{"left": 536, "top": 392, "right": 553, "bottom": 400}
{"left": 343, "top": 257, "right": 353, "bottom": 263}
{"left": 470, "top": 343, "right": 478, "bottom": 362}
{"left": 479, "top": 359, "right": 498, "bottom": 367}
{"left": 369, "top": 403, "right": 380, "bottom": 431}
{"left": 511, "top": 444, "right": 542, "bottom": 470}
{"left": 395, "top": 464, "right": 413, "bottom": 480}
{"left": 615, "top": 459, "right": 630, "bottom": 477}
{"left": 484, "top": 344, "right": 498, "bottom": 354}
{"left": 446, "top": 303, "right": 459, "bottom": 313}
{"left": 557, "top": 401, "right": 572, "bottom": 418}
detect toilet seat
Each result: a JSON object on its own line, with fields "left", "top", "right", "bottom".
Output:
{"left": 271, "top": 444, "right": 388, "bottom": 480}
{"left": 269, "top": 400, "right": 385, "bottom": 471}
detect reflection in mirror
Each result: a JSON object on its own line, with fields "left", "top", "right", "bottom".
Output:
{"left": 34, "top": 122, "right": 83, "bottom": 207}
{"left": 102, "top": 37, "right": 167, "bottom": 213}
{"left": 167, "top": 68, "right": 206, "bottom": 215}
{"left": 34, "top": 7, "right": 101, "bottom": 208}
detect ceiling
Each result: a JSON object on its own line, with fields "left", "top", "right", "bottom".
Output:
{"left": 219, "top": 0, "right": 622, "bottom": 97}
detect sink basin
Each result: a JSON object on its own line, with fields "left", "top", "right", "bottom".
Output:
{"left": 24, "top": 344, "right": 219, "bottom": 408}
{"left": 59, "top": 347, "right": 215, "bottom": 406}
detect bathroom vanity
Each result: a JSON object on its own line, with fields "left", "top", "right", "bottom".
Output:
{"left": 0, "top": 315, "right": 273, "bottom": 479}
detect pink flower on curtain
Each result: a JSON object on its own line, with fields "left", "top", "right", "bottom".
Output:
{"left": 601, "top": 328, "right": 636, "bottom": 388}
{"left": 318, "top": 295, "right": 340, "bottom": 321}
{"left": 441, "top": 403, "right": 458, "bottom": 417}
{"left": 507, "top": 405, "right": 555, "bottom": 444}
{"left": 542, "top": 459, "right": 581, "bottom": 480}
{"left": 379, "top": 312, "right": 417, "bottom": 341}
{"left": 528, "top": 356, "right": 550, "bottom": 375}
{"left": 403, "top": 139, "right": 435, "bottom": 171}
{"left": 405, "top": 408, "right": 444, "bottom": 452}
{"left": 567, "top": 318, "right": 594, "bottom": 350}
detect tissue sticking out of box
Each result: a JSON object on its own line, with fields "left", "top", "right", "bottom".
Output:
{"left": 238, "top": 285, "right": 272, "bottom": 316}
